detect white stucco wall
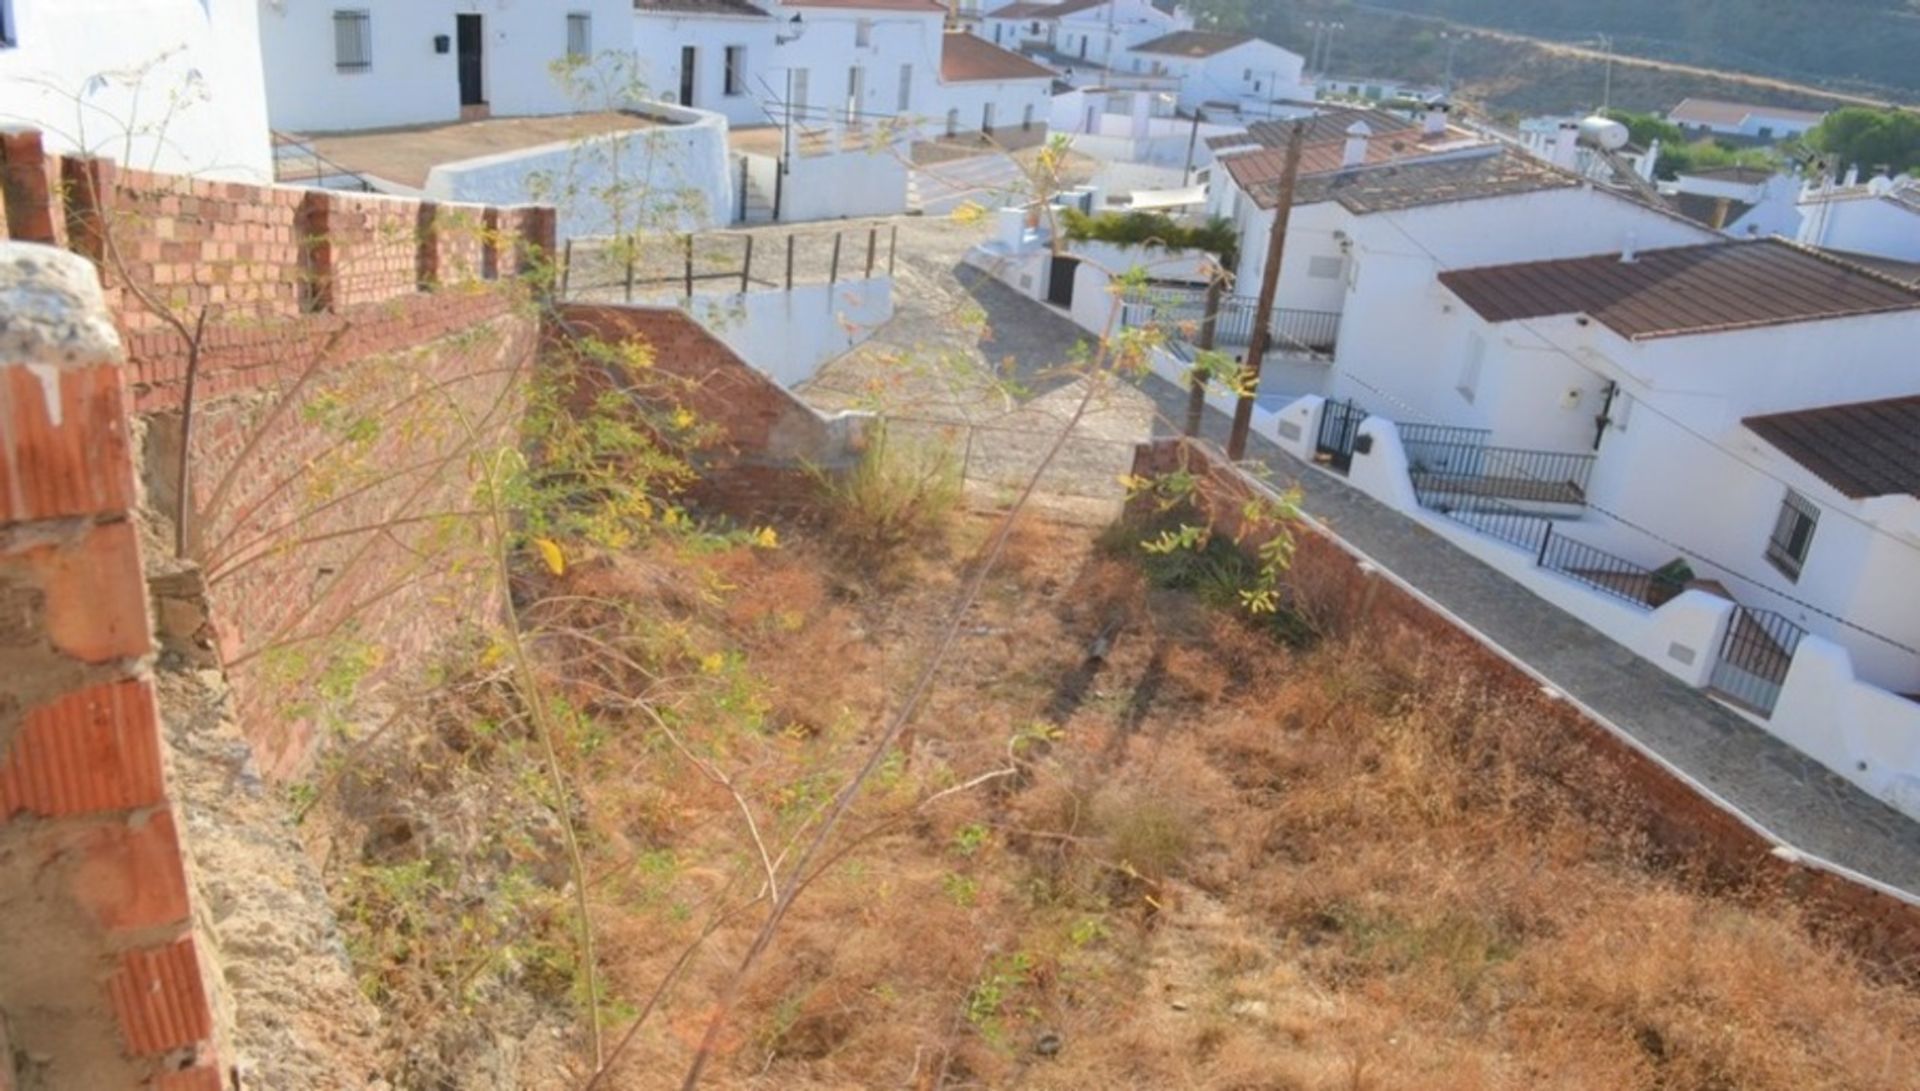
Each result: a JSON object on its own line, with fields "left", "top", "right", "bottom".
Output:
{"left": 0, "top": 0, "right": 272, "bottom": 180}
{"left": 1797, "top": 194, "right": 1920, "bottom": 263}
{"left": 424, "top": 103, "right": 732, "bottom": 236}
{"left": 631, "top": 12, "right": 780, "bottom": 126}
{"left": 259, "top": 0, "right": 631, "bottom": 133}
{"left": 779, "top": 143, "right": 910, "bottom": 221}
{"left": 767, "top": 3, "right": 943, "bottom": 128}
{"left": 688, "top": 276, "right": 893, "bottom": 388}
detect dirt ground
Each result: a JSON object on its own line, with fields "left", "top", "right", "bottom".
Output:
{"left": 310, "top": 496, "right": 1920, "bottom": 1089}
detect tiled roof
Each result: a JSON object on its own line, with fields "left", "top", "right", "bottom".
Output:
{"left": 1668, "top": 97, "right": 1826, "bottom": 127}
{"left": 941, "top": 31, "right": 1058, "bottom": 82}
{"left": 1129, "top": 30, "right": 1254, "bottom": 57}
{"left": 1820, "top": 249, "right": 1920, "bottom": 286}
{"left": 1746, "top": 396, "right": 1920, "bottom": 499}
{"left": 785, "top": 0, "right": 946, "bottom": 11}
{"left": 1438, "top": 238, "right": 1920, "bottom": 341}
{"left": 1206, "top": 107, "right": 1414, "bottom": 150}
{"left": 987, "top": 0, "right": 1108, "bottom": 19}
{"left": 1671, "top": 192, "right": 1756, "bottom": 230}
{"left": 635, "top": 0, "right": 770, "bottom": 13}
{"left": 1293, "top": 149, "right": 1578, "bottom": 214}
{"left": 1218, "top": 120, "right": 1493, "bottom": 209}
{"left": 1679, "top": 165, "right": 1773, "bottom": 185}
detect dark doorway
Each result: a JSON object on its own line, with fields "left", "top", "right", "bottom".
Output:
{"left": 680, "top": 46, "right": 697, "bottom": 107}
{"left": 1047, "top": 255, "right": 1079, "bottom": 308}
{"left": 456, "top": 15, "right": 484, "bottom": 106}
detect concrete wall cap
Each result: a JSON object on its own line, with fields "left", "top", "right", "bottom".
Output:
{"left": 0, "top": 243, "right": 122, "bottom": 368}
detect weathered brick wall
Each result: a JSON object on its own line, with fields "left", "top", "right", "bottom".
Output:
{"left": 556, "top": 303, "right": 866, "bottom": 513}
{"left": 1130, "top": 438, "right": 1920, "bottom": 975}
{"left": 0, "top": 246, "right": 227, "bottom": 1089}
{"left": 0, "top": 131, "right": 557, "bottom": 781}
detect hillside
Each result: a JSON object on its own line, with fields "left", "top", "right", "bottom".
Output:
{"left": 1359, "top": 0, "right": 1920, "bottom": 101}
{"left": 1190, "top": 0, "right": 1910, "bottom": 118}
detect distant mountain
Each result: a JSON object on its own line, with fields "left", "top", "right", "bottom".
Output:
{"left": 1337, "top": 0, "right": 1920, "bottom": 100}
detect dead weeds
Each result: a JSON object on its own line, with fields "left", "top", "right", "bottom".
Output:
{"left": 313, "top": 508, "right": 1920, "bottom": 1090}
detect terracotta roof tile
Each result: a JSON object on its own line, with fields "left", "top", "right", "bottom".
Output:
{"left": 1219, "top": 121, "right": 1496, "bottom": 209}
{"left": 1439, "top": 238, "right": 1920, "bottom": 341}
{"left": 786, "top": 0, "right": 946, "bottom": 11}
{"left": 1746, "top": 396, "right": 1920, "bottom": 499}
{"left": 1206, "top": 106, "right": 1413, "bottom": 150}
{"left": 1293, "top": 149, "right": 1577, "bottom": 214}
{"left": 987, "top": 0, "right": 1108, "bottom": 18}
{"left": 1129, "top": 30, "right": 1254, "bottom": 57}
{"left": 941, "top": 31, "right": 1058, "bottom": 82}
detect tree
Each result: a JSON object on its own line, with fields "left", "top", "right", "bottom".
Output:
{"left": 1602, "top": 108, "right": 1682, "bottom": 151}
{"left": 1807, "top": 106, "right": 1920, "bottom": 176}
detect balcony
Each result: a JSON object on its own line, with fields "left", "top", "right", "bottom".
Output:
{"left": 1119, "top": 286, "right": 1340, "bottom": 359}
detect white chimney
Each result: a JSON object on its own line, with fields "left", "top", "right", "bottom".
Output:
{"left": 1342, "top": 121, "right": 1372, "bottom": 168}
{"left": 1423, "top": 101, "right": 1449, "bottom": 137}
{"left": 1844, "top": 164, "right": 1860, "bottom": 187}
{"left": 1551, "top": 121, "right": 1580, "bottom": 169}
{"left": 1620, "top": 232, "right": 1638, "bottom": 264}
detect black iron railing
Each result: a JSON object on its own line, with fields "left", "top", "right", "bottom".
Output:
{"left": 1404, "top": 436, "right": 1596, "bottom": 506}
{"left": 1709, "top": 607, "right": 1806, "bottom": 716}
{"left": 1535, "top": 525, "right": 1684, "bottom": 611}
{"left": 1316, "top": 397, "right": 1366, "bottom": 472}
{"left": 1119, "top": 288, "right": 1340, "bottom": 357}
{"left": 1416, "top": 491, "right": 1554, "bottom": 555}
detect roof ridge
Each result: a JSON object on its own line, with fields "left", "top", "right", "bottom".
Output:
{"left": 1770, "top": 236, "right": 1920, "bottom": 298}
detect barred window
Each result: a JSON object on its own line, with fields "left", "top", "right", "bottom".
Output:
{"left": 727, "top": 46, "right": 748, "bottom": 96}
{"left": 334, "top": 10, "right": 372, "bottom": 72}
{"left": 567, "top": 12, "right": 592, "bottom": 59}
{"left": 1765, "top": 489, "right": 1819, "bottom": 580}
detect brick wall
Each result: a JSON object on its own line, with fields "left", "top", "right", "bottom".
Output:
{"left": 556, "top": 303, "right": 866, "bottom": 513}
{"left": 1130, "top": 437, "right": 1920, "bottom": 975}
{"left": 0, "top": 246, "right": 226, "bottom": 1089}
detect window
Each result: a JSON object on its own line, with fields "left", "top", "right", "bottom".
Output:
{"left": 566, "top": 13, "right": 591, "bottom": 59}
{"left": 1307, "top": 255, "right": 1344, "bottom": 279}
{"left": 1022, "top": 103, "right": 1034, "bottom": 131}
{"left": 1030, "top": 20, "right": 1040, "bottom": 34}
{"left": 725, "top": 46, "right": 746, "bottom": 95}
{"left": 1243, "top": 68, "right": 1253, "bottom": 81}
{"left": 855, "top": 18, "right": 873, "bottom": 47}
{"left": 897, "top": 63, "right": 912, "bottom": 112}
{"left": 334, "top": 10, "right": 372, "bottom": 71}
{"left": 982, "top": 102, "right": 995, "bottom": 133}
{"left": 0, "top": 0, "right": 15, "bottom": 48}
{"left": 1765, "top": 490, "right": 1819, "bottom": 580}
{"left": 946, "top": 107, "right": 958, "bottom": 137}
{"left": 1455, "top": 331, "right": 1485, "bottom": 404}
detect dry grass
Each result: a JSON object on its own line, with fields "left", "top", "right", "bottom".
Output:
{"left": 321, "top": 510, "right": 1920, "bottom": 1089}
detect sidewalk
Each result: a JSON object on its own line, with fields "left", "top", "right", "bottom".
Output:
{"left": 1139, "top": 374, "right": 1920, "bottom": 897}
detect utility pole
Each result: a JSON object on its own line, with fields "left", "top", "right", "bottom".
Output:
{"left": 1226, "top": 119, "right": 1304, "bottom": 460}
{"left": 1185, "top": 276, "right": 1224, "bottom": 437}
{"left": 1181, "top": 110, "right": 1202, "bottom": 186}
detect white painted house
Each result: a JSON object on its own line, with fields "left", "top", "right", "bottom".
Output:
{"left": 1121, "top": 30, "right": 1310, "bottom": 116}
{"left": 1662, "top": 165, "right": 1803, "bottom": 239}
{"left": 979, "top": 0, "right": 1188, "bottom": 76}
{"left": 0, "top": 0, "right": 272, "bottom": 180}
{"left": 1666, "top": 97, "right": 1826, "bottom": 142}
{"left": 631, "top": 0, "right": 782, "bottom": 127}
{"left": 258, "top": 0, "right": 633, "bottom": 133}
{"left": 1797, "top": 175, "right": 1920, "bottom": 264}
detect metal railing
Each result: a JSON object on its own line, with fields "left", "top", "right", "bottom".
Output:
{"left": 1120, "top": 287, "right": 1341, "bottom": 358}
{"left": 270, "top": 131, "right": 374, "bottom": 192}
{"left": 1709, "top": 606, "right": 1807, "bottom": 716}
{"left": 1536, "top": 525, "right": 1685, "bottom": 612}
{"left": 561, "top": 225, "right": 897, "bottom": 301}
{"left": 1416, "top": 490, "right": 1554, "bottom": 555}
{"left": 1402, "top": 431, "right": 1596, "bottom": 507}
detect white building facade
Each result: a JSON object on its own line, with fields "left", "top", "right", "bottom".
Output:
{"left": 1122, "top": 31, "right": 1310, "bottom": 115}
{"left": 258, "top": 0, "right": 633, "bottom": 133}
{"left": 0, "top": 0, "right": 272, "bottom": 180}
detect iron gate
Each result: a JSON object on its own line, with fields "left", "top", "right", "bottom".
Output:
{"left": 1316, "top": 399, "right": 1367, "bottom": 473}
{"left": 1708, "top": 606, "right": 1805, "bottom": 716}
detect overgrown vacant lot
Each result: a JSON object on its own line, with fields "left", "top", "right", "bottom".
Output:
{"left": 316, "top": 496, "right": 1920, "bottom": 1089}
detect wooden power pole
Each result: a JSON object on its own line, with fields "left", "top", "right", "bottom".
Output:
{"left": 1226, "top": 119, "right": 1305, "bottom": 461}
{"left": 1184, "top": 276, "right": 1223, "bottom": 438}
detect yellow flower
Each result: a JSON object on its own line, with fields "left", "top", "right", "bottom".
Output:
{"left": 749, "top": 526, "right": 779, "bottom": 550}
{"left": 699, "top": 652, "right": 726, "bottom": 675}
{"left": 533, "top": 537, "right": 566, "bottom": 575}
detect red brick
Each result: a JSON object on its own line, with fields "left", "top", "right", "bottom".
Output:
{"left": 0, "top": 131, "right": 63, "bottom": 245}
{"left": 0, "top": 679, "right": 166, "bottom": 818}
{"left": 69, "top": 809, "right": 192, "bottom": 934}
{"left": 0, "top": 363, "right": 135, "bottom": 524}
{"left": 10, "top": 520, "right": 152, "bottom": 664}
{"left": 107, "top": 936, "right": 214, "bottom": 1056}
{"left": 151, "top": 1062, "right": 225, "bottom": 1091}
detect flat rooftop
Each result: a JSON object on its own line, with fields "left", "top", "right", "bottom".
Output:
{"left": 300, "top": 112, "right": 664, "bottom": 190}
